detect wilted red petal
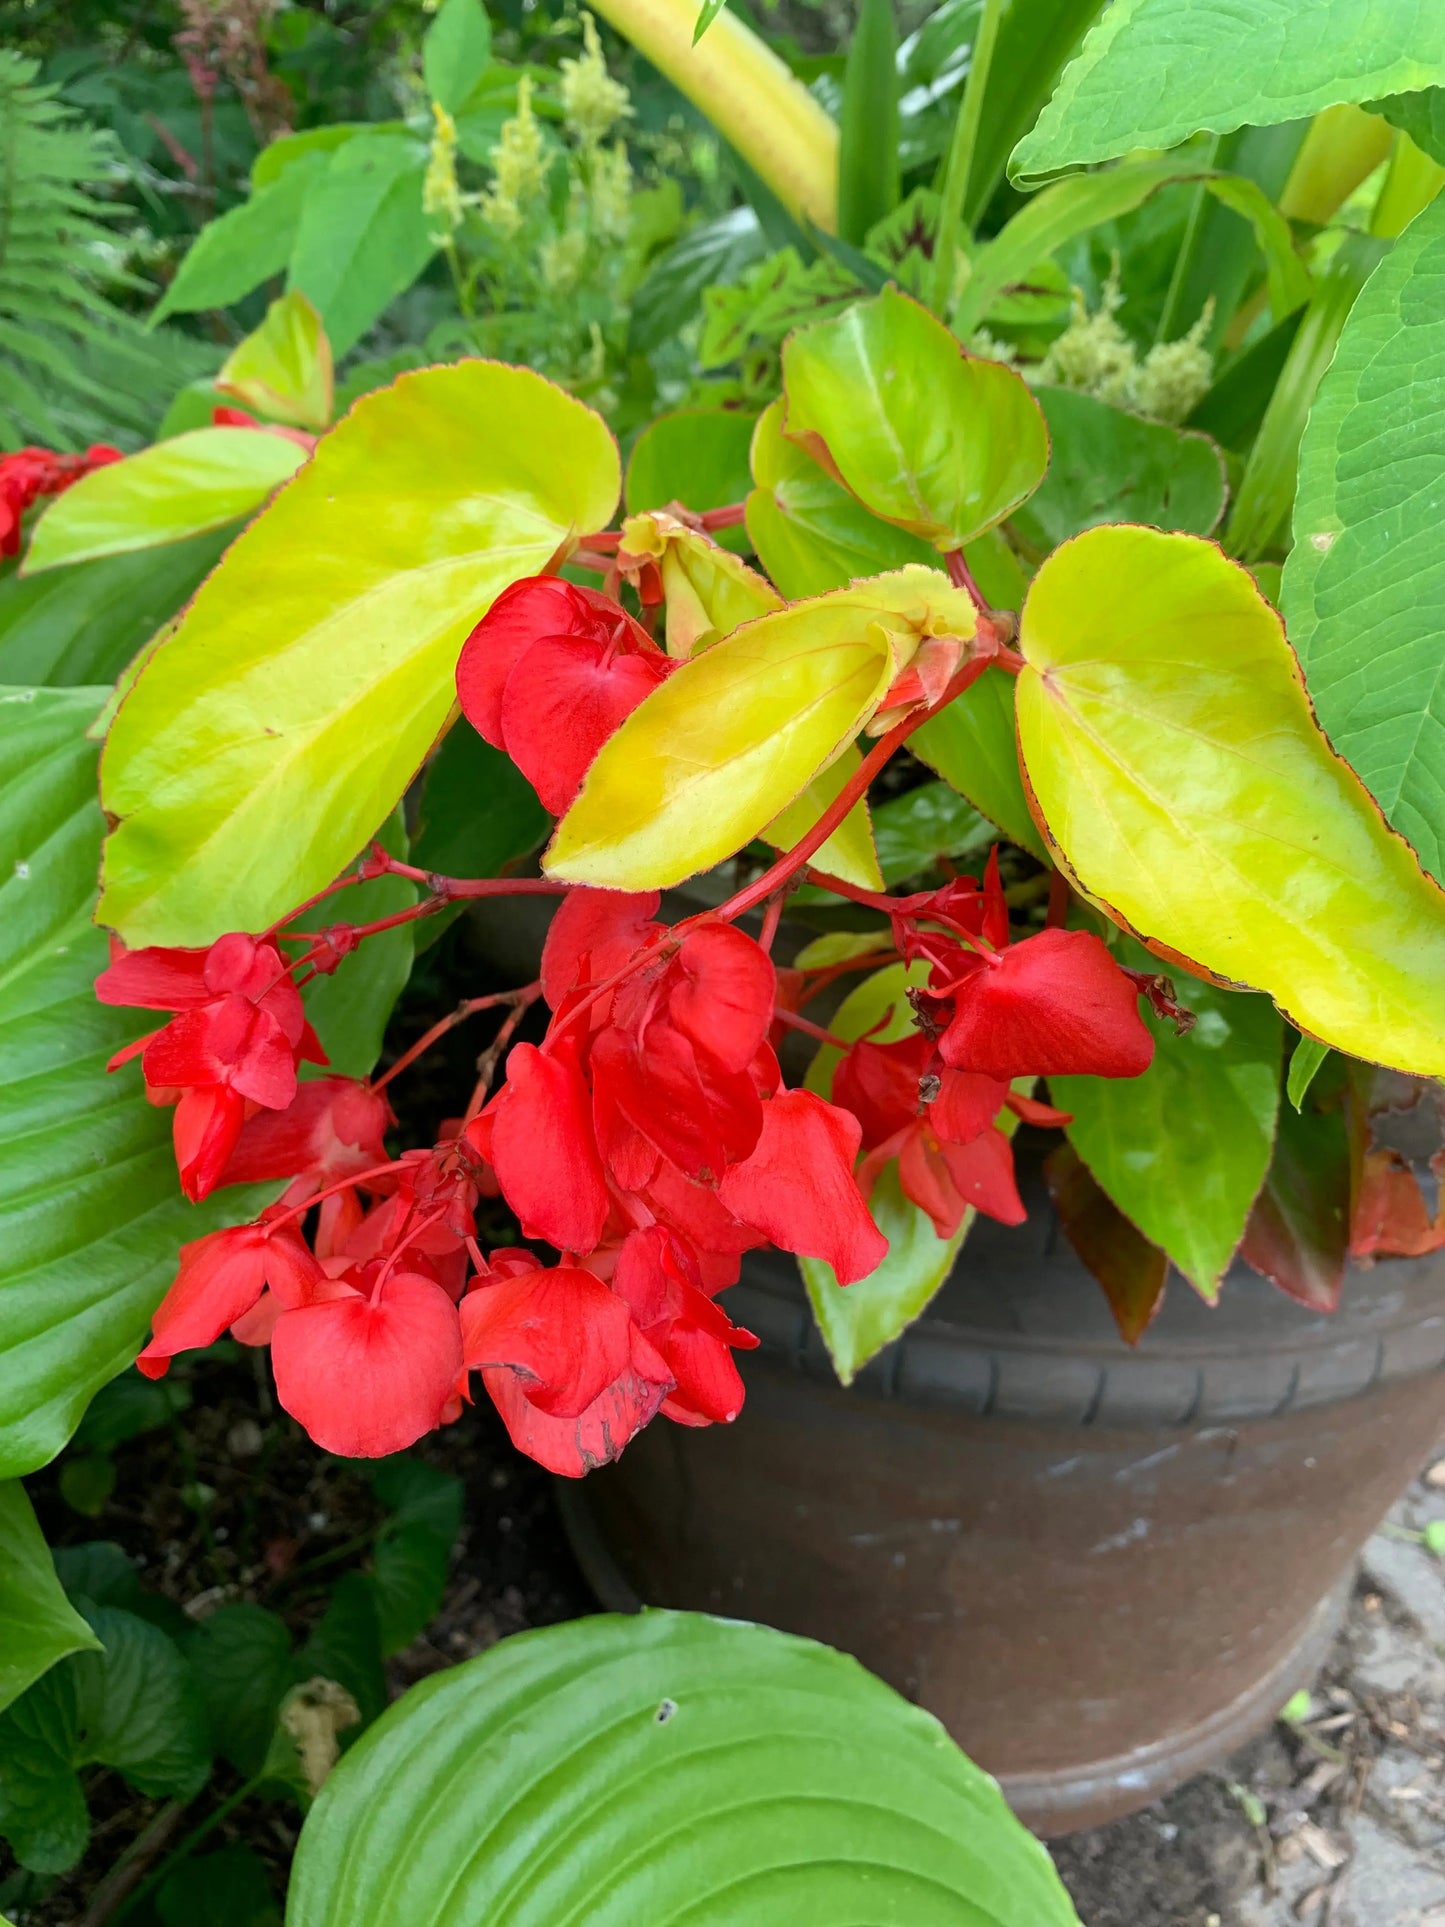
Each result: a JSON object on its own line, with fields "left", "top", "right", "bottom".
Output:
{"left": 667, "top": 923, "right": 776, "bottom": 1075}
{"left": 488, "top": 1042, "right": 609, "bottom": 1252}
{"left": 219, "top": 1077, "right": 392, "bottom": 1187}
{"left": 480, "top": 1320, "right": 673, "bottom": 1477}
{"left": 137, "top": 1223, "right": 271, "bottom": 1375}
{"left": 172, "top": 1084, "right": 248, "bottom": 1201}
{"left": 459, "top": 1264, "right": 635, "bottom": 1419}
{"left": 455, "top": 576, "right": 632, "bottom": 746}
{"left": 540, "top": 886, "right": 661, "bottom": 1010}
{"left": 940, "top": 928, "right": 1153, "bottom": 1078}
{"left": 612, "top": 1228, "right": 756, "bottom": 1426}
{"left": 717, "top": 1089, "right": 888, "bottom": 1285}
{"left": 271, "top": 1272, "right": 463, "bottom": 1456}
{"left": 501, "top": 634, "right": 671, "bottom": 815}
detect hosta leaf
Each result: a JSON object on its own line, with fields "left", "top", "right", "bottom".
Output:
{"left": 1282, "top": 191, "right": 1445, "bottom": 885}
{"left": 0, "top": 1484, "right": 100, "bottom": 1715}
{"left": 762, "top": 744, "right": 882, "bottom": 890}
{"left": 618, "top": 511, "right": 780, "bottom": 659}
{"left": 286, "top": 1612, "right": 1081, "bottom": 1927}
{"left": 1015, "top": 526, "right": 1445, "bottom": 1077}
{"left": 0, "top": 529, "right": 230, "bottom": 686}
{"left": 1012, "top": 0, "right": 1445, "bottom": 184}
{"left": 100, "top": 363, "right": 619, "bottom": 947}
{"left": 23, "top": 429, "right": 303, "bottom": 573}
{"left": 217, "top": 290, "right": 333, "bottom": 432}
{"left": 624, "top": 409, "right": 755, "bottom": 556}
{"left": 545, "top": 568, "right": 974, "bottom": 890}
{"left": 1050, "top": 941, "right": 1282, "bottom": 1300}
{"left": 780, "top": 286, "right": 1049, "bottom": 550}
{"left": 287, "top": 135, "right": 436, "bottom": 359}
{"left": 1010, "top": 387, "right": 1227, "bottom": 555}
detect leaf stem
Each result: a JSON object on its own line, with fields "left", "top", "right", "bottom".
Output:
{"left": 929, "top": 0, "right": 1005, "bottom": 317}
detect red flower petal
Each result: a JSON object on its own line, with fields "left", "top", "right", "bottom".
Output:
{"left": 540, "top": 886, "right": 661, "bottom": 1011}
{"left": 939, "top": 1126, "right": 1026, "bottom": 1225}
{"left": 172, "top": 1085, "right": 248, "bottom": 1201}
{"left": 500, "top": 634, "right": 671, "bottom": 815}
{"left": 930, "top": 1068, "right": 1010, "bottom": 1145}
{"left": 833, "top": 1035, "right": 931, "bottom": 1148}
{"left": 939, "top": 928, "right": 1154, "bottom": 1078}
{"left": 271, "top": 1272, "right": 463, "bottom": 1456}
{"left": 717, "top": 1089, "right": 888, "bottom": 1285}
{"left": 137, "top": 1223, "right": 270, "bottom": 1375}
{"left": 479, "top": 1317, "right": 674, "bottom": 1477}
{"left": 95, "top": 942, "right": 212, "bottom": 1011}
{"left": 455, "top": 576, "right": 631, "bottom": 746}
{"left": 667, "top": 923, "right": 776, "bottom": 1075}
{"left": 488, "top": 1042, "right": 609, "bottom": 1252}
{"left": 460, "top": 1263, "right": 636, "bottom": 1417}
{"left": 219, "top": 1077, "right": 392, "bottom": 1187}
{"left": 591, "top": 1021, "right": 761, "bottom": 1182}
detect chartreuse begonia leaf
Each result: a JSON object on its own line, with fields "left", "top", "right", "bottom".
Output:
{"left": 1010, "top": 0, "right": 1445, "bottom": 185}
{"left": 800, "top": 963, "right": 1021, "bottom": 1382}
{"left": 1050, "top": 939, "right": 1282, "bottom": 1301}
{"left": 23, "top": 430, "right": 304, "bottom": 574}
{"left": 0, "top": 1484, "right": 100, "bottom": 1716}
{"left": 99, "top": 363, "right": 619, "bottom": 947}
{"left": 1282, "top": 190, "right": 1445, "bottom": 887}
{"left": 216, "top": 290, "right": 333, "bottom": 431}
{"left": 545, "top": 568, "right": 975, "bottom": 891}
{"left": 1016, "top": 526, "right": 1445, "bottom": 1078}
{"left": 780, "top": 286, "right": 1049, "bottom": 551}
{"left": 763, "top": 745, "right": 882, "bottom": 890}
{"left": 287, "top": 1612, "right": 1081, "bottom": 1927}
{"left": 617, "top": 510, "right": 780, "bottom": 658}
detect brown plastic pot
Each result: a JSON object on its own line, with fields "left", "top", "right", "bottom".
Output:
{"left": 559, "top": 1154, "right": 1445, "bottom": 1834}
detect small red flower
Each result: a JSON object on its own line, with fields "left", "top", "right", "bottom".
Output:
{"left": 136, "top": 1217, "right": 323, "bottom": 1378}
{"left": 0, "top": 443, "right": 121, "bottom": 557}
{"left": 611, "top": 1226, "right": 758, "bottom": 1426}
{"left": 455, "top": 576, "right": 671, "bottom": 814}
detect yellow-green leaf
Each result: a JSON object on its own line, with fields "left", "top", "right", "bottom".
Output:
{"left": 618, "top": 510, "right": 780, "bottom": 658}
{"left": 216, "top": 290, "right": 333, "bottom": 431}
{"left": 100, "top": 363, "right": 619, "bottom": 946}
{"left": 545, "top": 568, "right": 975, "bottom": 891}
{"left": 1016, "top": 525, "right": 1445, "bottom": 1077}
{"left": 23, "top": 431, "right": 304, "bottom": 575}
{"left": 763, "top": 744, "right": 882, "bottom": 889}
{"left": 780, "top": 286, "right": 1049, "bottom": 551}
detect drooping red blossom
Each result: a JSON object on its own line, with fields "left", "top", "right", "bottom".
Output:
{"left": 717, "top": 1088, "right": 890, "bottom": 1282}
{"left": 456, "top": 576, "right": 672, "bottom": 814}
{"left": 611, "top": 1226, "right": 758, "bottom": 1426}
{"left": 136, "top": 1216, "right": 323, "bottom": 1378}
{"left": 0, "top": 443, "right": 121, "bottom": 557}
{"left": 98, "top": 931, "right": 327, "bottom": 1200}
{"left": 217, "top": 1076, "right": 393, "bottom": 1191}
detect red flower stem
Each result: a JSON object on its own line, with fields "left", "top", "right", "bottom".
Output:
{"left": 944, "top": 545, "right": 991, "bottom": 615}
{"left": 577, "top": 529, "right": 622, "bottom": 551}
{"left": 771, "top": 1006, "right": 851, "bottom": 1050}
{"left": 463, "top": 986, "right": 543, "bottom": 1121}
{"left": 264, "top": 1159, "right": 412, "bottom": 1234}
{"left": 800, "top": 951, "right": 903, "bottom": 1000}
{"left": 1046, "top": 867, "right": 1072, "bottom": 930}
{"left": 372, "top": 988, "right": 538, "bottom": 1095}
{"left": 699, "top": 502, "right": 747, "bottom": 531}
{"left": 758, "top": 892, "right": 785, "bottom": 954}
{"left": 568, "top": 549, "right": 616, "bottom": 574}
{"left": 366, "top": 849, "right": 573, "bottom": 901}
{"left": 262, "top": 866, "right": 368, "bottom": 937}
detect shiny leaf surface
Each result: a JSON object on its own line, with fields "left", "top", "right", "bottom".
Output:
{"left": 546, "top": 569, "right": 974, "bottom": 890}
{"left": 1016, "top": 526, "right": 1445, "bottom": 1077}
{"left": 0, "top": 1485, "right": 100, "bottom": 1716}
{"left": 288, "top": 1611, "right": 1081, "bottom": 1926}
{"left": 100, "top": 363, "right": 619, "bottom": 945}
{"left": 24, "top": 431, "right": 302, "bottom": 574}
{"left": 781, "top": 286, "right": 1049, "bottom": 550}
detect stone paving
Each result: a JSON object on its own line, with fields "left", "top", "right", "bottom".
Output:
{"left": 1052, "top": 1459, "right": 1445, "bottom": 1927}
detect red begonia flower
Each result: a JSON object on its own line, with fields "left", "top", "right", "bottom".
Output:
{"left": 480, "top": 1040, "right": 609, "bottom": 1252}
{"left": 897, "top": 1122, "right": 1026, "bottom": 1238}
{"left": 136, "top": 1219, "right": 322, "bottom": 1377}
{"left": 590, "top": 1020, "right": 762, "bottom": 1182}
{"left": 170, "top": 1084, "right": 250, "bottom": 1202}
{"left": 456, "top": 576, "right": 630, "bottom": 745}
{"left": 218, "top": 1076, "right": 393, "bottom": 1188}
{"left": 611, "top": 1227, "right": 758, "bottom": 1426}
{"left": 938, "top": 927, "right": 1154, "bottom": 1078}
{"left": 271, "top": 1268, "right": 464, "bottom": 1457}
{"left": 0, "top": 443, "right": 121, "bottom": 556}
{"left": 718, "top": 1088, "right": 888, "bottom": 1284}
{"left": 540, "top": 887, "right": 661, "bottom": 1010}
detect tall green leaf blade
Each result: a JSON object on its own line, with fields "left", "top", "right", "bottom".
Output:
{"left": 151, "top": 153, "right": 331, "bottom": 323}
{"left": 1051, "top": 945, "right": 1282, "bottom": 1300}
{"left": 1012, "top": 0, "right": 1445, "bottom": 183}
{"left": 1282, "top": 192, "right": 1445, "bottom": 883}
{"left": 287, "top": 136, "right": 436, "bottom": 358}
{"left": 837, "top": 0, "right": 900, "bottom": 245}
{"left": 287, "top": 1612, "right": 1081, "bottom": 1926}
{"left": 963, "top": 0, "right": 1107, "bottom": 222}
{"left": 0, "top": 1483, "right": 100, "bottom": 1714}
{"left": 99, "top": 363, "right": 619, "bottom": 946}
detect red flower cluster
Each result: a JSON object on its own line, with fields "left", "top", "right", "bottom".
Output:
{"left": 455, "top": 576, "right": 671, "bottom": 813}
{"left": 835, "top": 852, "right": 1154, "bottom": 1235}
{"left": 0, "top": 443, "right": 121, "bottom": 557}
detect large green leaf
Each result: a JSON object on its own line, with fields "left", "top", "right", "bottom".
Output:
{"left": 1011, "top": 0, "right": 1445, "bottom": 183}
{"left": 0, "top": 1484, "right": 100, "bottom": 1715}
{"left": 24, "top": 429, "right": 304, "bottom": 574}
{"left": 423, "top": 0, "right": 493, "bottom": 113}
{"left": 0, "top": 1604, "right": 210, "bottom": 1873}
{"left": 287, "top": 135, "right": 437, "bottom": 358}
{"left": 151, "top": 152, "right": 331, "bottom": 324}
{"left": 870, "top": 779, "right": 997, "bottom": 885}
{"left": 1282, "top": 191, "right": 1445, "bottom": 884}
{"left": 100, "top": 362, "right": 619, "bottom": 947}
{"left": 287, "top": 1611, "right": 1081, "bottom": 1926}
{"left": 1375, "top": 88, "right": 1445, "bottom": 167}
{"left": 1010, "top": 386, "right": 1227, "bottom": 556}
{"left": 545, "top": 569, "right": 975, "bottom": 890}
{"left": 781, "top": 286, "right": 1049, "bottom": 551}
{"left": 1015, "top": 526, "right": 1445, "bottom": 1078}
{"left": 1051, "top": 943, "right": 1282, "bottom": 1299}
{"left": 0, "top": 529, "right": 230, "bottom": 686}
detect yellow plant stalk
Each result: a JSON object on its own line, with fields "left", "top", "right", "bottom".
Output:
{"left": 588, "top": 0, "right": 838, "bottom": 230}
{"left": 1278, "top": 103, "right": 1393, "bottom": 225}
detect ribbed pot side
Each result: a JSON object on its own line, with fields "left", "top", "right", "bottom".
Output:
{"left": 561, "top": 1168, "right": 1445, "bottom": 1834}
